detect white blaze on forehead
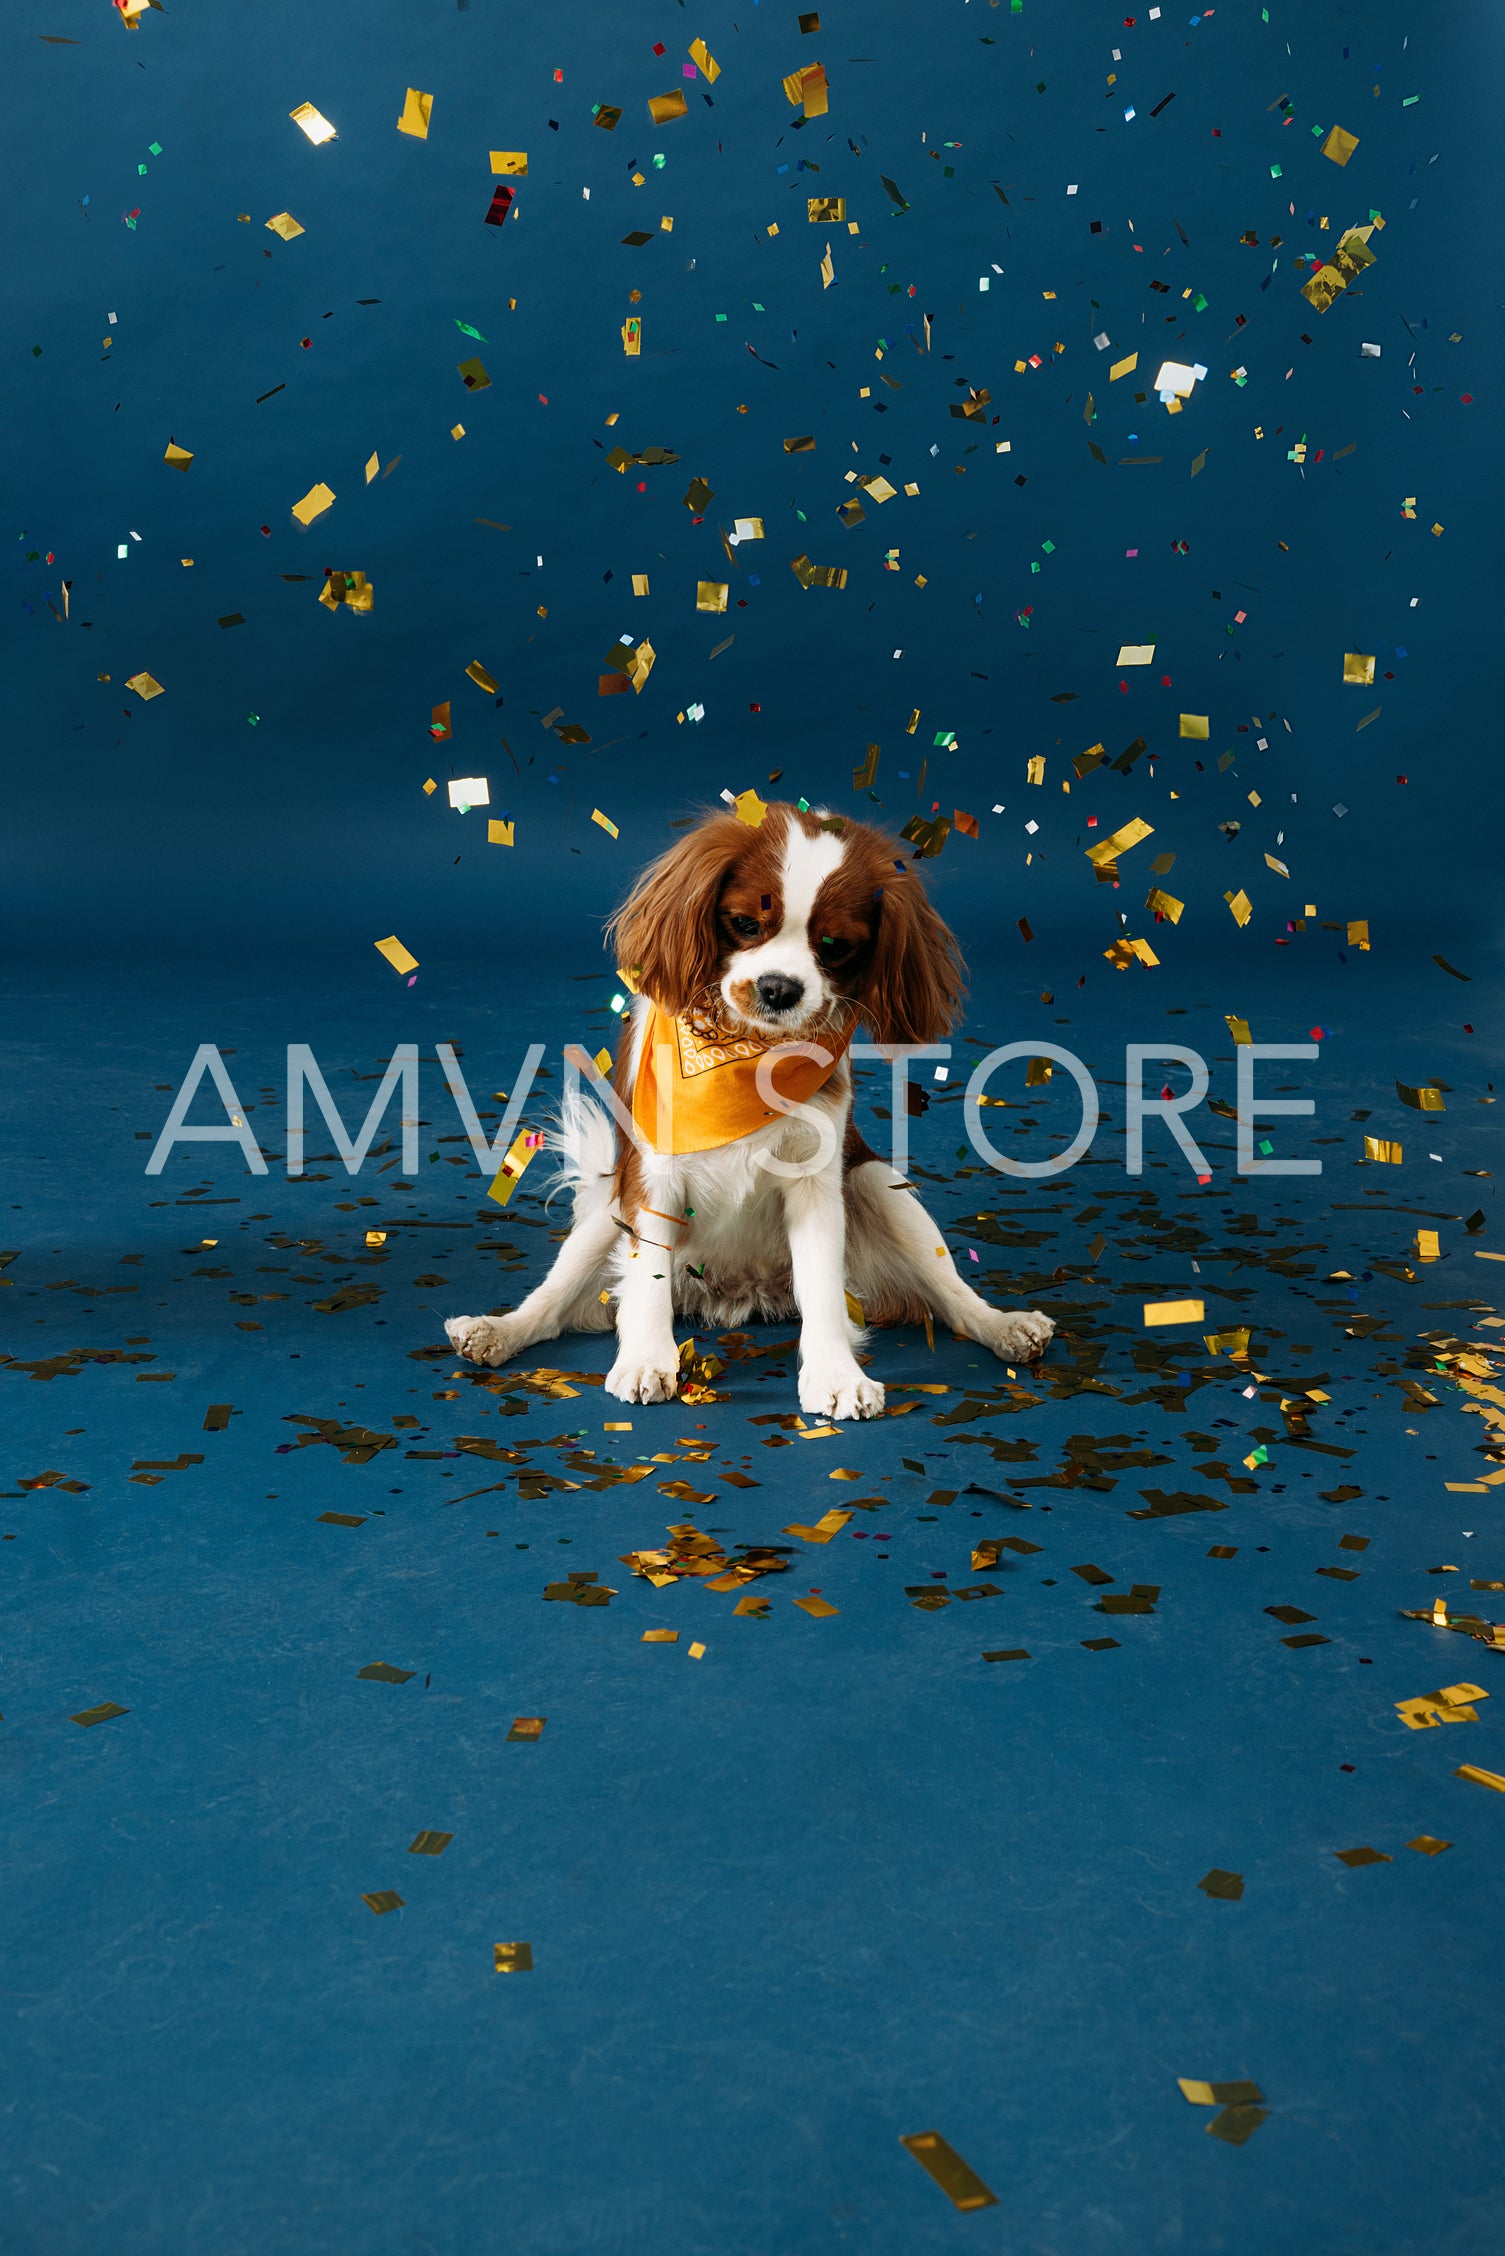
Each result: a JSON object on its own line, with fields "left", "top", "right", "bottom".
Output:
{"left": 777, "top": 819, "right": 846, "bottom": 941}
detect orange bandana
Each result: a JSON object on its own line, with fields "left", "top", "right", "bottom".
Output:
{"left": 630, "top": 1002, "right": 852, "bottom": 1155}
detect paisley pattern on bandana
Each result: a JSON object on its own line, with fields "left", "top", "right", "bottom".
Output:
{"left": 631, "top": 1001, "right": 853, "bottom": 1154}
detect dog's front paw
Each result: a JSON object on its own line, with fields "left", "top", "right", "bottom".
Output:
{"left": 606, "top": 1355, "right": 680, "bottom": 1405}
{"left": 800, "top": 1365, "right": 886, "bottom": 1421}
{"left": 446, "top": 1313, "right": 521, "bottom": 1368}
{"left": 983, "top": 1308, "right": 1055, "bottom": 1364}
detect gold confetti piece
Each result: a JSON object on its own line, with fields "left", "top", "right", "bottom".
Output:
{"left": 487, "top": 819, "right": 515, "bottom": 847}
{"left": 1204, "top": 1326, "right": 1251, "bottom": 1357}
{"left": 1145, "top": 886, "right": 1184, "bottom": 922}
{"left": 364, "top": 452, "right": 379, "bottom": 483}
{"left": 696, "top": 580, "right": 729, "bottom": 612}
{"left": 70, "top": 1702, "right": 129, "bottom": 1728}
{"left": 1225, "top": 1015, "right": 1252, "bottom": 1044}
{"left": 1207, "top": 2106, "right": 1269, "bottom": 2146}
{"left": 1335, "top": 1846, "right": 1392, "bottom": 1867}
{"left": 783, "top": 1509, "right": 853, "bottom": 1543}
{"left": 374, "top": 934, "right": 418, "bottom": 976}
{"left": 125, "top": 671, "right": 164, "bottom": 700}
{"left": 408, "top": 1829, "right": 453, "bottom": 1855}
{"left": 457, "top": 356, "right": 491, "bottom": 391}
{"left": 488, "top": 1128, "right": 540, "bottom": 1206}
{"left": 508, "top": 1718, "right": 547, "bottom": 1741}
{"left": 493, "top": 1941, "right": 533, "bottom": 1972}
{"left": 899, "top": 2132, "right": 997, "bottom": 2213}
{"left": 648, "top": 90, "right": 689, "bottom": 124}
{"left": 593, "top": 1047, "right": 613, "bottom": 1075}
{"left": 357, "top": 1662, "right": 412, "bottom": 1682}
{"left": 1085, "top": 816, "right": 1153, "bottom": 867}
{"left": 689, "top": 38, "right": 721, "bottom": 80}
{"left": 490, "top": 151, "right": 528, "bottom": 174}
{"left": 1265, "top": 853, "right": 1290, "bottom": 878}
{"left": 289, "top": 101, "right": 337, "bottom": 145}
{"left": 733, "top": 789, "right": 768, "bottom": 827}
{"left": 1322, "top": 124, "right": 1360, "bottom": 166}
{"left": 794, "top": 1594, "right": 839, "bottom": 1618}
{"left": 808, "top": 195, "right": 846, "bottom": 222}
{"left": 1454, "top": 1763, "right": 1505, "bottom": 1793}
{"left": 163, "top": 440, "right": 194, "bottom": 473}
{"left": 1343, "top": 652, "right": 1375, "bottom": 684}
{"left": 396, "top": 87, "right": 433, "bottom": 139}
{"left": 631, "top": 573, "right": 650, "bottom": 597}
{"left": 1224, "top": 889, "right": 1252, "bottom": 927}
{"left": 844, "top": 1289, "right": 866, "bottom": 1325}
{"left": 590, "top": 808, "right": 619, "bottom": 839}
{"left": 291, "top": 481, "right": 335, "bottom": 526}
{"left": 789, "top": 553, "right": 848, "bottom": 590}
{"left": 1415, "top": 1229, "right": 1441, "bottom": 1261}
{"left": 364, "top": 1229, "right": 387, "bottom": 1248}
{"left": 1396, "top": 1683, "right": 1486, "bottom": 1729}
{"left": 1198, "top": 1869, "right": 1245, "bottom": 1900}
{"left": 265, "top": 211, "right": 304, "bottom": 241}
{"left": 1302, "top": 221, "right": 1377, "bottom": 311}
{"left": 621, "top": 316, "right": 642, "bottom": 356}
{"left": 1407, "top": 1836, "right": 1452, "bottom": 1855}
{"left": 1178, "top": 2079, "right": 1264, "bottom": 2108}
{"left": 1179, "top": 713, "right": 1209, "bottom": 739}
{"left": 782, "top": 62, "right": 830, "bottom": 117}
{"left": 466, "top": 659, "right": 498, "bottom": 694}
{"left": 1109, "top": 352, "right": 1139, "bottom": 382}
{"left": 1144, "top": 1299, "right": 1205, "bottom": 1326}
{"left": 362, "top": 1891, "right": 404, "bottom": 1914}
{"left": 318, "top": 569, "right": 373, "bottom": 613}
{"left": 1396, "top": 1081, "right": 1444, "bottom": 1113}
{"left": 642, "top": 1628, "right": 679, "bottom": 1643}
{"left": 1116, "top": 641, "right": 1155, "bottom": 665}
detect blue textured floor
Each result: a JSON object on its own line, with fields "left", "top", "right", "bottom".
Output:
{"left": 5, "top": 949, "right": 1502, "bottom": 2254}
{"left": 8, "top": 0, "right": 1505, "bottom": 2244}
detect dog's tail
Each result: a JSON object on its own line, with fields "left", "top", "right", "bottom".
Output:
{"left": 546, "top": 1082, "right": 618, "bottom": 1222}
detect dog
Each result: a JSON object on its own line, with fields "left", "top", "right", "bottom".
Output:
{"left": 445, "top": 802, "right": 1054, "bottom": 1418}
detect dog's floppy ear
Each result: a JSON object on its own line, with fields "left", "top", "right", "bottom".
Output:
{"left": 861, "top": 864, "right": 966, "bottom": 1044}
{"left": 605, "top": 813, "right": 744, "bottom": 1017}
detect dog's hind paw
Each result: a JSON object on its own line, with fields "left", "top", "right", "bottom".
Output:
{"left": 445, "top": 1313, "right": 522, "bottom": 1368}
{"left": 982, "top": 1308, "right": 1055, "bottom": 1364}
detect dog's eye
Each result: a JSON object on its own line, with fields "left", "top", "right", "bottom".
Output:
{"left": 728, "top": 915, "right": 761, "bottom": 940}
{"left": 818, "top": 934, "right": 854, "bottom": 962}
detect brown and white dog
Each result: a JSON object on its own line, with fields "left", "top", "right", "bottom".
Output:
{"left": 446, "top": 803, "right": 1054, "bottom": 1418}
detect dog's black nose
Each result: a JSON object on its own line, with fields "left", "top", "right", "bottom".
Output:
{"left": 756, "top": 972, "right": 804, "bottom": 1013}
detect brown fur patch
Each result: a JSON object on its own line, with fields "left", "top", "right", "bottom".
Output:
{"left": 856, "top": 1293, "right": 935, "bottom": 1330}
